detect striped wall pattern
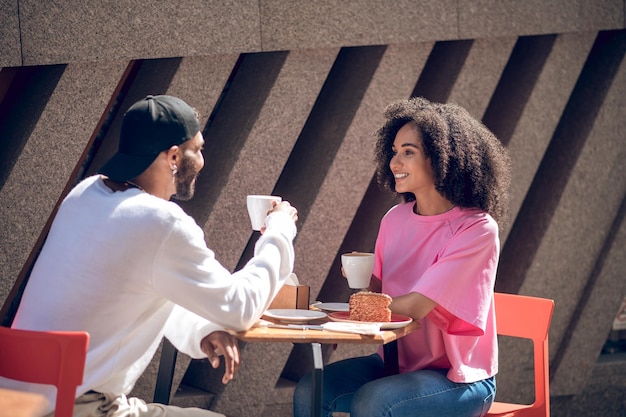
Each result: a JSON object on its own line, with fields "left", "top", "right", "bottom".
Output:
{"left": 1, "top": 2, "right": 625, "bottom": 416}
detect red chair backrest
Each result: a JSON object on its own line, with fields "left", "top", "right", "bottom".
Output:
{"left": 494, "top": 293, "right": 553, "bottom": 341}
{"left": 0, "top": 326, "right": 89, "bottom": 417}
{"left": 488, "top": 292, "right": 555, "bottom": 417}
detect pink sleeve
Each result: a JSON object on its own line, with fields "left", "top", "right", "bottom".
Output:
{"left": 414, "top": 219, "right": 499, "bottom": 336}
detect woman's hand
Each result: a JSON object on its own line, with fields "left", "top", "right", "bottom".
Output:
{"left": 200, "top": 331, "right": 241, "bottom": 384}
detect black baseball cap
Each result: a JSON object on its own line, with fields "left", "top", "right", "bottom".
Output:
{"left": 99, "top": 95, "right": 200, "bottom": 182}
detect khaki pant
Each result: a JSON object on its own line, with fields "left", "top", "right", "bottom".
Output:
{"left": 48, "top": 391, "right": 225, "bottom": 417}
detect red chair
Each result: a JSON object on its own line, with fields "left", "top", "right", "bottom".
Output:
{"left": 487, "top": 293, "right": 555, "bottom": 417}
{"left": 0, "top": 326, "right": 89, "bottom": 417}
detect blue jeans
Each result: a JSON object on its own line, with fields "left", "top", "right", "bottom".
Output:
{"left": 293, "top": 354, "right": 496, "bottom": 417}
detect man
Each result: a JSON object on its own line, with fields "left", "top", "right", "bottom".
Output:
{"left": 8, "top": 95, "right": 298, "bottom": 416}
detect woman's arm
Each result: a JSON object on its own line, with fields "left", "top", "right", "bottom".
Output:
{"left": 368, "top": 276, "right": 435, "bottom": 320}
{"left": 368, "top": 275, "right": 382, "bottom": 293}
{"left": 390, "top": 291, "right": 437, "bottom": 320}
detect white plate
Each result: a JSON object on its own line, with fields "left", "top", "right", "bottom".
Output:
{"left": 263, "top": 309, "right": 327, "bottom": 324}
{"left": 316, "top": 302, "right": 349, "bottom": 313}
{"left": 328, "top": 312, "right": 413, "bottom": 330}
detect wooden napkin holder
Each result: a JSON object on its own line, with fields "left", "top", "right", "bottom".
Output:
{"left": 269, "top": 284, "right": 310, "bottom": 310}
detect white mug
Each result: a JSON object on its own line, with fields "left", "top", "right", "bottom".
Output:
{"left": 341, "top": 252, "right": 375, "bottom": 289}
{"left": 246, "top": 195, "right": 282, "bottom": 231}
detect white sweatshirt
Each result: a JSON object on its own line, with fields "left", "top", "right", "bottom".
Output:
{"left": 7, "top": 175, "right": 296, "bottom": 410}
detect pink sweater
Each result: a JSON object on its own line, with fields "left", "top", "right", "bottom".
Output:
{"left": 374, "top": 202, "right": 499, "bottom": 383}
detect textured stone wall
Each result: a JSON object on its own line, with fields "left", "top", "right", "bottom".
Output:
{"left": 1, "top": 1, "right": 625, "bottom": 416}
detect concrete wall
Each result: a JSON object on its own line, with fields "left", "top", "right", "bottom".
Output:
{"left": 1, "top": 1, "right": 625, "bottom": 416}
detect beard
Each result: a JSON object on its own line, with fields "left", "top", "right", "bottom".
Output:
{"left": 172, "top": 154, "right": 199, "bottom": 201}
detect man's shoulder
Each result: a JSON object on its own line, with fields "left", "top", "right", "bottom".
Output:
{"left": 127, "top": 194, "right": 189, "bottom": 221}
{"left": 69, "top": 175, "right": 100, "bottom": 194}
{"left": 72, "top": 176, "right": 187, "bottom": 219}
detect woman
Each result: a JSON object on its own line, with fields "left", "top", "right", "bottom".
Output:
{"left": 293, "top": 97, "right": 511, "bottom": 417}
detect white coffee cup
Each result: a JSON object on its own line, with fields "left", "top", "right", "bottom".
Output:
{"left": 341, "top": 252, "right": 375, "bottom": 289}
{"left": 246, "top": 195, "right": 282, "bottom": 231}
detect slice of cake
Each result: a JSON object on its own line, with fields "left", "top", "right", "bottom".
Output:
{"left": 349, "top": 291, "right": 392, "bottom": 322}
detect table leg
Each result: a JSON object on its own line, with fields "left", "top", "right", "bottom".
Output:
{"left": 311, "top": 343, "right": 323, "bottom": 417}
{"left": 383, "top": 340, "right": 399, "bottom": 376}
{"left": 153, "top": 339, "right": 178, "bottom": 404}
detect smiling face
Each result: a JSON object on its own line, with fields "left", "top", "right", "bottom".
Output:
{"left": 389, "top": 122, "right": 437, "bottom": 198}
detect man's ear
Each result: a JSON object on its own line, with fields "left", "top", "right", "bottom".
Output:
{"left": 165, "top": 145, "right": 180, "bottom": 170}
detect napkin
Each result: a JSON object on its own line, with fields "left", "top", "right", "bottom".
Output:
{"left": 321, "top": 322, "right": 381, "bottom": 335}
{"left": 285, "top": 273, "right": 299, "bottom": 285}
{"left": 254, "top": 319, "right": 275, "bottom": 328}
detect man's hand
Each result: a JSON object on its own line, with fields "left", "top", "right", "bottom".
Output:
{"left": 260, "top": 201, "right": 298, "bottom": 234}
{"left": 200, "top": 331, "right": 241, "bottom": 384}
{"left": 270, "top": 200, "right": 298, "bottom": 221}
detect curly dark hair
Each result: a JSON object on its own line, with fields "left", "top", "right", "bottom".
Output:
{"left": 374, "top": 97, "right": 511, "bottom": 224}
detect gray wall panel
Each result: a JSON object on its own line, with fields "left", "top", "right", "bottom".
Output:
{"left": 260, "top": 0, "right": 456, "bottom": 50}
{"left": 168, "top": 54, "right": 242, "bottom": 129}
{"left": 0, "top": 0, "right": 20, "bottom": 67}
{"left": 202, "top": 48, "right": 339, "bottom": 271}
{"left": 459, "top": 0, "right": 624, "bottom": 39}
{"left": 447, "top": 36, "right": 517, "bottom": 120}
{"left": 18, "top": 0, "right": 261, "bottom": 65}
{"left": 529, "top": 53, "right": 626, "bottom": 396}
{"left": 502, "top": 32, "right": 596, "bottom": 242}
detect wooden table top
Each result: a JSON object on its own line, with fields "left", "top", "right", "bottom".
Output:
{"left": 234, "top": 320, "right": 420, "bottom": 344}
{"left": 0, "top": 387, "right": 49, "bottom": 417}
